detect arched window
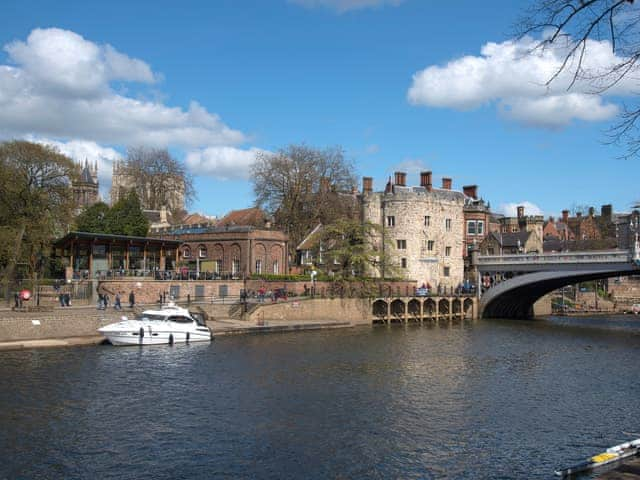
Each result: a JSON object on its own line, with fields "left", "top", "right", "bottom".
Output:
{"left": 198, "top": 245, "right": 207, "bottom": 258}
{"left": 182, "top": 246, "right": 191, "bottom": 258}
{"left": 273, "top": 260, "right": 279, "bottom": 274}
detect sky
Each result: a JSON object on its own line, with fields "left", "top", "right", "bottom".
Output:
{"left": 1, "top": 0, "right": 638, "bottom": 219}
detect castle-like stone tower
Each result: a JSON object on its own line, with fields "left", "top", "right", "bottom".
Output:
{"left": 72, "top": 159, "right": 99, "bottom": 212}
{"left": 361, "top": 171, "right": 465, "bottom": 289}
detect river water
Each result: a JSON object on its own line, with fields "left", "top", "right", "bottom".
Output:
{"left": 1, "top": 315, "right": 640, "bottom": 479}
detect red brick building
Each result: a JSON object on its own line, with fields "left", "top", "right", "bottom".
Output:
{"left": 153, "top": 207, "right": 288, "bottom": 279}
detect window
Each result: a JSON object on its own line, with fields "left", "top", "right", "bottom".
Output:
{"left": 387, "top": 216, "right": 395, "bottom": 227}
{"left": 182, "top": 246, "right": 191, "bottom": 258}
{"left": 467, "top": 221, "right": 476, "bottom": 235}
{"left": 443, "top": 266, "right": 450, "bottom": 277}
{"left": 401, "top": 258, "right": 407, "bottom": 268}
{"left": 273, "top": 260, "right": 279, "bottom": 274}
{"left": 232, "top": 258, "right": 240, "bottom": 275}
{"left": 424, "top": 215, "right": 431, "bottom": 227}
{"left": 445, "top": 218, "right": 452, "bottom": 232}
{"left": 397, "top": 239, "right": 406, "bottom": 249}
{"left": 198, "top": 245, "right": 207, "bottom": 258}
{"left": 488, "top": 247, "right": 495, "bottom": 255}
{"left": 445, "top": 246, "right": 451, "bottom": 256}
{"left": 477, "top": 221, "right": 484, "bottom": 235}
{"left": 255, "top": 259, "right": 262, "bottom": 274}
{"left": 427, "top": 240, "right": 434, "bottom": 251}
{"left": 214, "top": 259, "right": 222, "bottom": 274}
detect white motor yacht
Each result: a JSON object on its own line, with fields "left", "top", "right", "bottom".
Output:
{"left": 98, "top": 302, "right": 212, "bottom": 346}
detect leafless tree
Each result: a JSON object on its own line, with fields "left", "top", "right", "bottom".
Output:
{"left": 251, "top": 144, "right": 358, "bottom": 257}
{"left": 518, "top": 0, "right": 640, "bottom": 156}
{"left": 122, "top": 147, "right": 195, "bottom": 215}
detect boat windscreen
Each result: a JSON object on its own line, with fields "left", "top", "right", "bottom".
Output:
{"left": 135, "top": 314, "right": 167, "bottom": 321}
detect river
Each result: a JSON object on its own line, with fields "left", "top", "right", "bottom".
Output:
{"left": 1, "top": 315, "right": 640, "bottom": 479}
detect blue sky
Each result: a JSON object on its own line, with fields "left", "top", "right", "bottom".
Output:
{"left": 1, "top": 0, "right": 638, "bottom": 219}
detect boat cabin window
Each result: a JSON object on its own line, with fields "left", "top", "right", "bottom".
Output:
{"left": 168, "top": 315, "right": 193, "bottom": 323}
{"left": 136, "top": 314, "right": 167, "bottom": 321}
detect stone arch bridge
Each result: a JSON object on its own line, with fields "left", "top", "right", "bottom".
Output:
{"left": 477, "top": 250, "right": 639, "bottom": 319}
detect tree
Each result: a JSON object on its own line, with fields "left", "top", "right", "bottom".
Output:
{"left": 320, "top": 219, "right": 397, "bottom": 279}
{"left": 120, "top": 146, "right": 195, "bottom": 215}
{"left": 251, "top": 144, "right": 357, "bottom": 257}
{"left": 74, "top": 201, "right": 110, "bottom": 233}
{"left": 0, "top": 140, "right": 76, "bottom": 297}
{"left": 518, "top": 0, "right": 640, "bottom": 157}
{"left": 106, "top": 191, "right": 149, "bottom": 237}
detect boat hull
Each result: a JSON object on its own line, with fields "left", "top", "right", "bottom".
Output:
{"left": 102, "top": 329, "right": 211, "bottom": 346}
{"left": 555, "top": 439, "right": 640, "bottom": 477}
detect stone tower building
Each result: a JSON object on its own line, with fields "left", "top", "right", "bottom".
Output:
{"left": 361, "top": 171, "right": 465, "bottom": 289}
{"left": 110, "top": 159, "right": 185, "bottom": 212}
{"left": 72, "top": 159, "right": 99, "bottom": 212}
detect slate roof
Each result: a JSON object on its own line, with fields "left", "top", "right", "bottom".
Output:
{"left": 217, "top": 207, "right": 267, "bottom": 227}
{"left": 489, "top": 230, "right": 532, "bottom": 247}
{"left": 78, "top": 165, "right": 97, "bottom": 185}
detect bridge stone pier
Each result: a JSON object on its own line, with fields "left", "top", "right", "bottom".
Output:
{"left": 371, "top": 296, "right": 477, "bottom": 323}
{"left": 476, "top": 250, "right": 639, "bottom": 319}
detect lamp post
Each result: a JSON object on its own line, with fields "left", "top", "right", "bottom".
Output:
{"left": 310, "top": 269, "right": 317, "bottom": 298}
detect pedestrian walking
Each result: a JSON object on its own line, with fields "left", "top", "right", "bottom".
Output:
{"left": 114, "top": 293, "right": 121, "bottom": 310}
{"left": 129, "top": 290, "right": 135, "bottom": 308}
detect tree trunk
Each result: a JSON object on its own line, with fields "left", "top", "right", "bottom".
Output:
{"left": 1, "top": 222, "right": 26, "bottom": 302}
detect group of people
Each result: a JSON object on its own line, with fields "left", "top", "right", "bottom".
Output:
{"left": 97, "top": 290, "right": 136, "bottom": 310}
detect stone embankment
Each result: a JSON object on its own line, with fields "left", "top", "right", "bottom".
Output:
{"left": 0, "top": 298, "right": 364, "bottom": 351}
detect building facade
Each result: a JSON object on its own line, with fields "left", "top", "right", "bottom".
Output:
{"left": 155, "top": 225, "right": 288, "bottom": 279}
{"left": 360, "top": 171, "right": 465, "bottom": 289}
{"left": 110, "top": 159, "right": 185, "bottom": 213}
{"left": 71, "top": 159, "right": 99, "bottom": 213}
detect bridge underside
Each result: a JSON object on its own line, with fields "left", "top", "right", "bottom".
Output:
{"left": 480, "top": 267, "right": 638, "bottom": 320}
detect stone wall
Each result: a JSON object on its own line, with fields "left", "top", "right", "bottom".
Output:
{"left": 247, "top": 298, "right": 372, "bottom": 325}
{"left": 0, "top": 307, "right": 123, "bottom": 342}
{"left": 362, "top": 185, "right": 465, "bottom": 288}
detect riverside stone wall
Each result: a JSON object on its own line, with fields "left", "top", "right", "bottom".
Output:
{"left": 247, "top": 298, "right": 372, "bottom": 325}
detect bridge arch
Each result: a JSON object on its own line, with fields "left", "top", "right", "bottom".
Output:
{"left": 480, "top": 267, "right": 638, "bottom": 319}
{"left": 372, "top": 299, "right": 388, "bottom": 323}
{"left": 390, "top": 299, "right": 405, "bottom": 323}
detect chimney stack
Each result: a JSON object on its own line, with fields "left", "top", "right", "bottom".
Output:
{"left": 442, "top": 177, "right": 452, "bottom": 190}
{"left": 420, "top": 171, "right": 432, "bottom": 191}
{"left": 601, "top": 204, "right": 612, "bottom": 220}
{"left": 394, "top": 171, "right": 406, "bottom": 187}
{"left": 462, "top": 185, "right": 478, "bottom": 199}
{"left": 517, "top": 206, "right": 524, "bottom": 218}
{"left": 588, "top": 206, "right": 595, "bottom": 217}
{"left": 562, "top": 209, "right": 569, "bottom": 223}
{"left": 362, "top": 177, "right": 373, "bottom": 194}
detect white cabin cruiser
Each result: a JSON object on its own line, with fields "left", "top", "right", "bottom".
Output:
{"left": 98, "top": 302, "right": 212, "bottom": 346}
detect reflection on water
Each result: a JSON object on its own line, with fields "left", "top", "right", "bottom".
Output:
{"left": 1, "top": 315, "right": 640, "bottom": 479}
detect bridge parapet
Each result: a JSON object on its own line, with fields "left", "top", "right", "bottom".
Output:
{"left": 478, "top": 250, "right": 631, "bottom": 265}
{"left": 477, "top": 250, "right": 633, "bottom": 273}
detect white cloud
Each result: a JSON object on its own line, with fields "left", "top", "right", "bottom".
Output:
{"left": 185, "top": 146, "right": 270, "bottom": 180}
{"left": 0, "top": 28, "right": 245, "bottom": 148}
{"left": 408, "top": 35, "right": 634, "bottom": 128}
{"left": 498, "top": 201, "right": 544, "bottom": 217}
{"left": 289, "top": 0, "right": 403, "bottom": 13}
